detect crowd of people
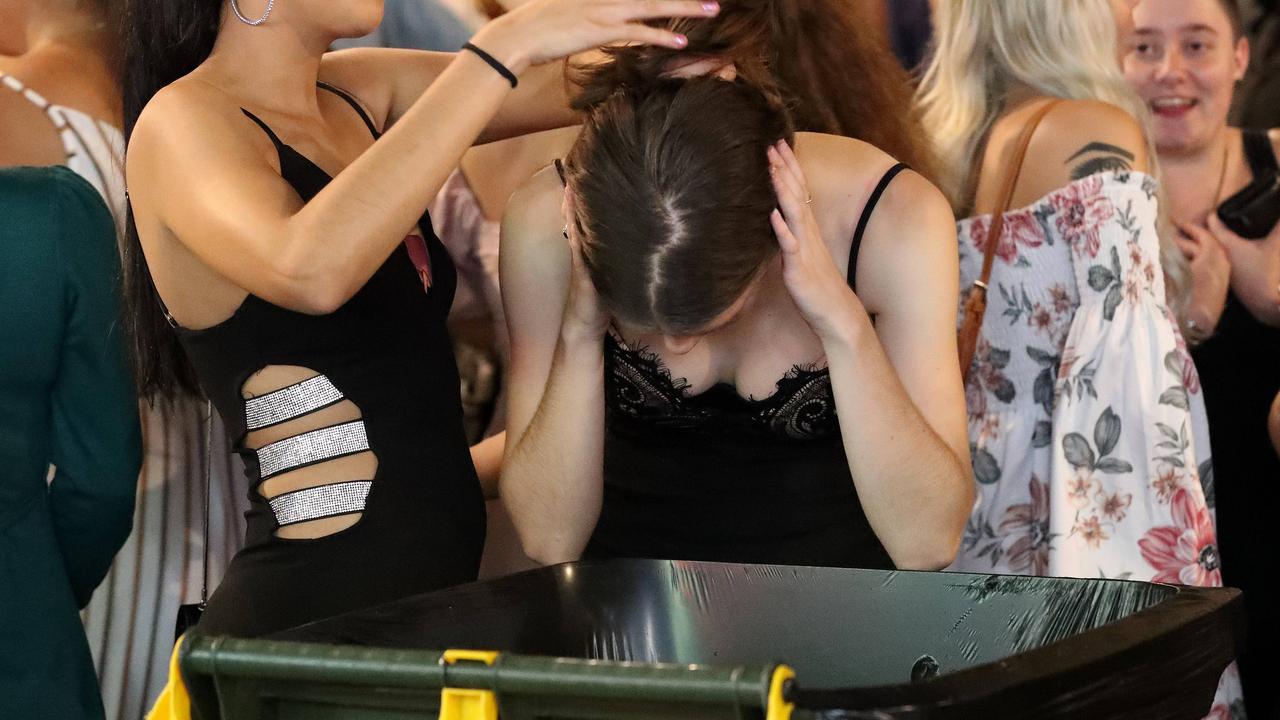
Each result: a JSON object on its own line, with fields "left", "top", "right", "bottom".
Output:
{"left": 1, "top": 0, "right": 1277, "bottom": 719}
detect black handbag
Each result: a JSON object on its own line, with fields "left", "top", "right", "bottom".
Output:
{"left": 174, "top": 401, "right": 214, "bottom": 642}
{"left": 1217, "top": 170, "right": 1280, "bottom": 239}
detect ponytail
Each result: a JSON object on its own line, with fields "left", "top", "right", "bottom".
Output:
{"left": 120, "top": 0, "right": 223, "bottom": 398}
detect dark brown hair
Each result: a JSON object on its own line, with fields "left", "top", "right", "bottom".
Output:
{"left": 566, "top": 77, "right": 790, "bottom": 334}
{"left": 571, "top": 0, "right": 936, "bottom": 181}
{"left": 1214, "top": 0, "right": 1245, "bottom": 38}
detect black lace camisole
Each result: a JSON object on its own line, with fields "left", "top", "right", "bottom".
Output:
{"left": 578, "top": 162, "right": 909, "bottom": 568}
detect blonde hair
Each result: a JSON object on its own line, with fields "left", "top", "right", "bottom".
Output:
{"left": 916, "top": 0, "right": 1189, "bottom": 320}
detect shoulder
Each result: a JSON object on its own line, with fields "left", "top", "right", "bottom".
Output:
{"left": 128, "top": 77, "right": 278, "bottom": 186}
{"left": 501, "top": 165, "right": 571, "bottom": 269}
{"left": 320, "top": 47, "right": 453, "bottom": 129}
{"left": 0, "top": 166, "right": 105, "bottom": 225}
{"left": 1029, "top": 99, "right": 1149, "bottom": 174}
{"left": 1269, "top": 128, "right": 1280, "bottom": 161}
{"left": 0, "top": 166, "right": 115, "bottom": 285}
{"left": 983, "top": 99, "right": 1149, "bottom": 211}
{"left": 0, "top": 84, "right": 65, "bottom": 166}
{"left": 793, "top": 132, "right": 902, "bottom": 227}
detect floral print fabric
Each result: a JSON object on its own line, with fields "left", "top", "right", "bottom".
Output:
{"left": 952, "top": 172, "right": 1242, "bottom": 716}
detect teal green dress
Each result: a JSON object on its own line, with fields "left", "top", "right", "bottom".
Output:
{"left": 0, "top": 167, "right": 142, "bottom": 720}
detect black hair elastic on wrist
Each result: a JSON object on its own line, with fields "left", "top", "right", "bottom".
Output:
{"left": 462, "top": 42, "right": 518, "bottom": 89}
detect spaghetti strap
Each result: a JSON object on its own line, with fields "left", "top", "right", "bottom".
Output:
{"left": 317, "top": 82, "right": 381, "bottom": 138}
{"left": 1242, "top": 129, "right": 1279, "bottom": 179}
{"left": 240, "top": 108, "right": 285, "bottom": 150}
{"left": 848, "top": 163, "right": 909, "bottom": 288}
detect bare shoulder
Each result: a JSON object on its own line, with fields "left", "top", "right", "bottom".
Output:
{"left": 794, "top": 132, "right": 900, "bottom": 227}
{"left": 126, "top": 77, "right": 282, "bottom": 216}
{"left": 320, "top": 48, "right": 453, "bottom": 129}
{"left": 1034, "top": 99, "right": 1149, "bottom": 171}
{"left": 982, "top": 99, "right": 1148, "bottom": 212}
{"left": 501, "top": 165, "right": 570, "bottom": 267}
{"left": 0, "top": 91, "right": 65, "bottom": 167}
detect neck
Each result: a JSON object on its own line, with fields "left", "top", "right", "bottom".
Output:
{"left": 202, "top": 9, "right": 333, "bottom": 115}
{"left": 23, "top": 4, "right": 111, "bottom": 66}
{"left": 1160, "top": 127, "right": 1233, "bottom": 225}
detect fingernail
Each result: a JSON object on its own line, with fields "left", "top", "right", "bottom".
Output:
{"left": 672, "top": 34, "right": 688, "bottom": 47}
{"left": 702, "top": 2, "right": 719, "bottom": 13}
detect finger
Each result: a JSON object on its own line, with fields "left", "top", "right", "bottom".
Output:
{"left": 1175, "top": 235, "right": 1200, "bottom": 260}
{"left": 768, "top": 146, "right": 807, "bottom": 215}
{"left": 775, "top": 140, "right": 809, "bottom": 195}
{"left": 771, "top": 209, "right": 799, "bottom": 254}
{"left": 1175, "top": 221, "right": 1212, "bottom": 245}
{"left": 612, "top": 0, "right": 720, "bottom": 22}
{"left": 770, "top": 154, "right": 808, "bottom": 228}
{"left": 600, "top": 23, "right": 691, "bottom": 49}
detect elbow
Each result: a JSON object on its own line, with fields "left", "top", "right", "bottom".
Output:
{"left": 273, "top": 243, "right": 356, "bottom": 315}
{"left": 520, "top": 530, "right": 586, "bottom": 567}
{"left": 893, "top": 530, "right": 963, "bottom": 571}
{"left": 892, "top": 462, "right": 972, "bottom": 572}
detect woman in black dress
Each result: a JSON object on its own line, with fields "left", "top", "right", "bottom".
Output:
{"left": 123, "top": 0, "right": 717, "bottom": 639}
{"left": 1125, "top": 1, "right": 1280, "bottom": 715}
{"left": 499, "top": 72, "right": 972, "bottom": 570}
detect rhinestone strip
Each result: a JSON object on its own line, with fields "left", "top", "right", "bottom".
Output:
{"left": 245, "top": 374, "right": 345, "bottom": 430}
{"left": 269, "top": 480, "right": 373, "bottom": 526}
{"left": 256, "top": 420, "right": 369, "bottom": 479}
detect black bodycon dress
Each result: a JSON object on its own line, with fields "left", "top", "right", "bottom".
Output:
{"left": 176, "top": 85, "right": 484, "bottom": 638}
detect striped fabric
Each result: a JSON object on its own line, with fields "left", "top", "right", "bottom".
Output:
{"left": 80, "top": 401, "right": 248, "bottom": 720}
{"left": 0, "top": 73, "right": 126, "bottom": 234}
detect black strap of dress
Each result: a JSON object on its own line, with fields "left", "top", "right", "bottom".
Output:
{"left": 1242, "top": 129, "right": 1279, "bottom": 179}
{"left": 849, "top": 163, "right": 909, "bottom": 289}
{"left": 240, "top": 82, "right": 382, "bottom": 149}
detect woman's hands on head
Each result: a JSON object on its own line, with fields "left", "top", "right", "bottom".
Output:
{"left": 768, "top": 140, "right": 868, "bottom": 345}
{"left": 471, "top": 0, "right": 719, "bottom": 75}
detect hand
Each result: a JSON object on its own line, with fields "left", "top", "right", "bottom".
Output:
{"left": 560, "top": 188, "right": 610, "bottom": 341}
{"left": 473, "top": 0, "right": 719, "bottom": 73}
{"left": 768, "top": 140, "right": 867, "bottom": 344}
{"left": 1207, "top": 213, "right": 1280, "bottom": 327}
{"left": 1175, "top": 220, "right": 1232, "bottom": 334}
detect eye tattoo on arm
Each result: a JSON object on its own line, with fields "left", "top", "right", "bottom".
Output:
{"left": 1066, "top": 142, "right": 1136, "bottom": 180}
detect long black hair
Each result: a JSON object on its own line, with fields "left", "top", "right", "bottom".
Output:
{"left": 120, "top": 0, "right": 223, "bottom": 398}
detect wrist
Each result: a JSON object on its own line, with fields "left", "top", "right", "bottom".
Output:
{"left": 469, "top": 20, "right": 531, "bottom": 77}
{"left": 559, "top": 321, "right": 605, "bottom": 350}
{"left": 817, "top": 296, "right": 874, "bottom": 351}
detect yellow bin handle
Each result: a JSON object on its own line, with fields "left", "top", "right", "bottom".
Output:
{"left": 767, "top": 664, "right": 796, "bottom": 720}
{"left": 439, "top": 649, "right": 500, "bottom": 720}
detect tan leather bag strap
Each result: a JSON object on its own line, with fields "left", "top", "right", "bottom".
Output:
{"left": 959, "top": 99, "right": 1061, "bottom": 381}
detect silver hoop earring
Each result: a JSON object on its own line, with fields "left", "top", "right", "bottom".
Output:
{"left": 230, "top": 0, "right": 275, "bottom": 26}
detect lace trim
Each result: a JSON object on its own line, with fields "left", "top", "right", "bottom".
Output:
{"left": 603, "top": 333, "right": 839, "bottom": 439}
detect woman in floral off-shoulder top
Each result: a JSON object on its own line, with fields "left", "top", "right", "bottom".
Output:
{"left": 919, "top": 0, "right": 1241, "bottom": 714}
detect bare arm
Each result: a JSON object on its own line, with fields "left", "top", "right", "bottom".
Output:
{"left": 130, "top": 0, "right": 713, "bottom": 316}
{"left": 498, "top": 169, "right": 608, "bottom": 564}
{"left": 772, "top": 142, "right": 972, "bottom": 570}
{"left": 320, "top": 50, "right": 579, "bottom": 145}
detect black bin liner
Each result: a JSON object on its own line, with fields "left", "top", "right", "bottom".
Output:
{"left": 275, "top": 559, "right": 1242, "bottom": 719}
